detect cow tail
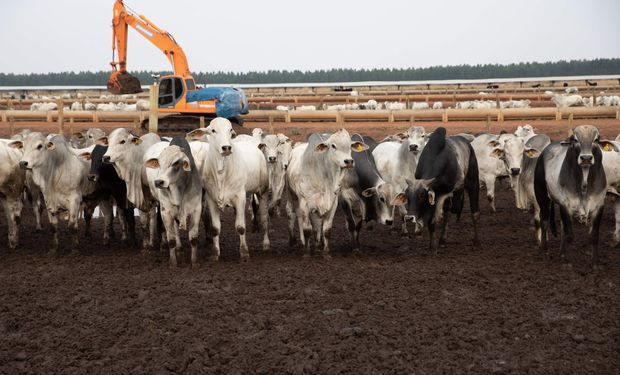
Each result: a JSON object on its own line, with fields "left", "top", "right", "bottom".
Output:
{"left": 450, "top": 189, "right": 465, "bottom": 221}
{"left": 549, "top": 202, "right": 557, "bottom": 237}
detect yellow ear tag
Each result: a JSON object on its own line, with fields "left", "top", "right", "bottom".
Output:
{"left": 602, "top": 143, "right": 611, "bottom": 152}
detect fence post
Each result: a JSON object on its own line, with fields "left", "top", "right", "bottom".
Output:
{"left": 148, "top": 84, "right": 159, "bottom": 133}
{"left": 57, "top": 99, "right": 64, "bottom": 134}
{"left": 199, "top": 116, "right": 205, "bottom": 128}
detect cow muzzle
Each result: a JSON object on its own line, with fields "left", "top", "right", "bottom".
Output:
{"left": 510, "top": 167, "right": 521, "bottom": 176}
{"left": 268, "top": 156, "right": 277, "bottom": 163}
{"left": 409, "top": 144, "right": 419, "bottom": 154}
{"left": 102, "top": 155, "right": 112, "bottom": 164}
{"left": 19, "top": 161, "right": 30, "bottom": 170}
{"left": 343, "top": 159, "right": 354, "bottom": 168}
{"left": 579, "top": 154, "right": 593, "bottom": 166}
{"left": 154, "top": 179, "right": 168, "bottom": 189}
{"left": 221, "top": 145, "right": 232, "bottom": 156}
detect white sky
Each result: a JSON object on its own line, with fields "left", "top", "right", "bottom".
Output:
{"left": 0, "top": 0, "right": 618, "bottom": 74}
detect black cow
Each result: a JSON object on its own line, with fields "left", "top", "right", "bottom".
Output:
{"left": 340, "top": 135, "right": 406, "bottom": 251}
{"left": 81, "top": 145, "right": 136, "bottom": 246}
{"left": 534, "top": 125, "right": 616, "bottom": 264}
{"left": 403, "top": 127, "right": 481, "bottom": 251}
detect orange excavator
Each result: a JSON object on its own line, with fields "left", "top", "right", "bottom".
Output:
{"left": 107, "top": 0, "right": 248, "bottom": 129}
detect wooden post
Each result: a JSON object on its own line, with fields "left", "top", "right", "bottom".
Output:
{"left": 568, "top": 112, "right": 574, "bottom": 127}
{"left": 57, "top": 99, "right": 64, "bottom": 134}
{"left": 388, "top": 111, "right": 394, "bottom": 123}
{"left": 69, "top": 117, "right": 74, "bottom": 136}
{"left": 485, "top": 115, "right": 491, "bottom": 132}
{"left": 9, "top": 116, "right": 14, "bottom": 136}
{"left": 199, "top": 116, "right": 205, "bottom": 128}
{"left": 133, "top": 118, "right": 140, "bottom": 131}
{"left": 148, "top": 84, "right": 159, "bottom": 134}
{"left": 410, "top": 115, "right": 415, "bottom": 125}
{"left": 268, "top": 115, "right": 274, "bottom": 133}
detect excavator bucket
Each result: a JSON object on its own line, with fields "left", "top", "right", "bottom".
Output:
{"left": 107, "top": 71, "right": 143, "bottom": 95}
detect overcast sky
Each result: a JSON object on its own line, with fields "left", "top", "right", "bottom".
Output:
{"left": 0, "top": 0, "right": 618, "bottom": 74}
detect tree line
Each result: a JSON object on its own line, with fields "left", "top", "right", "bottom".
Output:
{"left": 1, "top": 58, "right": 618, "bottom": 86}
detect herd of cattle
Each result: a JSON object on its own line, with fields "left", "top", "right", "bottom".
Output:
{"left": 0, "top": 120, "right": 619, "bottom": 267}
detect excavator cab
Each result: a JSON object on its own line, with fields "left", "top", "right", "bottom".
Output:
{"left": 157, "top": 75, "right": 198, "bottom": 107}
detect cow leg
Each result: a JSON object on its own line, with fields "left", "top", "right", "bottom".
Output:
{"left": 234, "top": 193, "right": 249, "bottom": 261}
{"left": 285, "top": 200, "right": 296, "bottom": 247}
{"left": 83, "top": 205, "right": 93, "bottom": 239}
{"left": 161, "top": 211, "right": 178, "bottom": 268}
{"left": 321, "top": 201, "right": 340, "bottom": 258}
{"left": 399, "top": 206, "right": 409, "bottom": 235}
{"left": 100, "top": 199, "right": 114, "bottom": 246}
{"left": 590, "top": 207, "right": 604, "bottom": 266}
{"left": 139, "top": 211, "right": 150, "bottom": 250}
{"left": 189, "top": 211, "right": 201, "bottom": 268}
{"left": 558, "top": 205, "right": 573, "bottom": 264}
{"left": 341, "top": 199, "right": 359, "bottom": 252}
{"left": 258, "top": 193, "right": 270, "bottom": 252}
{"left": 202, "top": 191, "right": 212, "bottom": 245}
{"left": 123, "top": 208, "right": 137, "bottom": 248}
{"left": 299, "top": 207, "right": 312, "bottom": 257}
{"left": 48, "top": 212, "right": 59, "bottom": 254}
{"left": 149, "top": 206, "right": 159, "bottom": 250}
{"left": 207, "top": 197, "right": 221, "bottom": 262}
{"left": 250, "top": 194, "right": 260, "bottom": 233}
{"left": 614, "top": 198, "right": 620, "bottom": 247}
{"left": 482, "top": 176, "right": 497, "bottom": 213}
{"left": 1, "top": 199, "right": 20, "bottom": 250}
{"left": 69, "top": 202, "right": 81, "bottom": 255}
{"left": 31, "top": 193, "right": 43, "bottom": 232}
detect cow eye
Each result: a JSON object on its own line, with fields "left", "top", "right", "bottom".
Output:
{"left": 173, "top": 160, "right": 179, "bottom": 167}
{"left": 331, "top": 144, "right": 337, "bottom": 150}
{"left": 211, "top": 129, "right": 216, "bottom": 134}
{"left": 37, "top": 144, "right": 43, "bottom": 150}
{"left": 120, "top": 140, "right": 126, "bottom": 145}
{"left": 379, "top": 197, "right": 386, "bottom": 203}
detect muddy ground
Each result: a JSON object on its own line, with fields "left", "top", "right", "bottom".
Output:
{"left": 0, "top": 183, "right": 619, "bottom": 374}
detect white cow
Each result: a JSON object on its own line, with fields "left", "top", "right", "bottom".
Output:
{"left": 471, "top": 133, "right": 510, "bottom": 212}
{"left": 100, "top": 128, "right": 161, "bottom": 249}
{"left": 551, "top": 94, "right": 583, "bottom": 108}
{"left": 514, "top": 124, "right": 536, "bottom": 142}
{"left": 512, "top": 134, "right": 551, "bottom": 210}
{"left": 258, "top": 133, "right": 293, "bottom": 215}
{"left": 286, "top": 129, "right": 368, "bottom": 256}
{"left": 145, "top": 142, "right": 203, "bottom": 267}
{"left": 11, "top": 133, "right": 95, "bottom": 253}
{"left": 187, "top": 118, "right": 270, "bottom": 261}
{"left": 410, "top": 102, "right": 430, "bottom": 110}
{"left": 384, "top": 102, "right": 406, "bottom": 111}
{"left": 0, "top": 140, "right": 26, "bottom": 249}
{"left": 601, "top": 137, "right": 620, "bottom": 245}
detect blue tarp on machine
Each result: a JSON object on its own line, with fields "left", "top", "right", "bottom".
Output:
{"left": 186, "top": 87, "right": 249, "bottom": 119}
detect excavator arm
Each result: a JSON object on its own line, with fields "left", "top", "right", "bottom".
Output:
{"left": 108, "top": 0, "right": 194, "bottom": 94}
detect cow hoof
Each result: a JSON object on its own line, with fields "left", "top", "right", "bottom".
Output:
{"left": 191, "top": 262, "right": 200, "bottom": 269}
{"left": 239, "top": 255, "right": 250, "bottom": 263}
{"left": 168, "top": 261, "right": 178, "bottom": 269}
{"left": 322, "top": 253, "right": 332, "bottom": 260}
{"left": 207, "top": 255, "right": 219, "bottom": 262}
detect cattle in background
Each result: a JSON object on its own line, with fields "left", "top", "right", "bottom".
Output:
{"left": 471, "top": 133, "right": 509, "bottom": 212}
{"left": 403, "top": 127, "right": 481, "bottom": 251}
{"left": 12, "top": 133, "right": 95, "bottom": 254}
{"left": 145, "top": 138, "right": 202, "bottom": 267}
{"left": 0, "top": 140, "right": 26, "bottom": 249}
{"left": 286, "top": 129, "right": 368, "bottom": 256}
{"left": 513, "top": 134, "right": 551, "bottom": 210}
{"left": 100, "top": 129, "right": 161, "bottom": 249}
{"left": 514, "top": 124, "right": 535, "bottom": 142}
{"left": 78, "top": 144, "right": 136, "bottom": 246}
{"left": 187, "top": 118, "right": 270, "bottom": 261}
{"left": 70, "top": 128, "right": 106, "bottom": 149}
{"left": 340, "top": 134, "right": 405, "bottom": 251}
{"left": 257, "top": 133, "right": 293, "bottom": 216}
{"left": 601, "top": 136, "right": 620, "bottom": 246}
{"left": 534, "top": 125, "right": 616, "bottom": 264}
{"left": 373, "top": 126, "right": 428, "bottom": 232}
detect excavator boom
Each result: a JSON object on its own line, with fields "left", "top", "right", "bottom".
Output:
{"left": 108, "top": 0, "right": 193, "bottom": 94}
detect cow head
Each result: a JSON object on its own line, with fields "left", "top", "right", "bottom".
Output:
{"left": 406, "top": 126, "right": 427, "bottom": 154}
{"left": 403, "top": 178, "right": 435, "bottom": 230}
{"left": 12, "top": 132, "right": 55, "bottom": 170}
{"left": 202, "top": 118, "right": 236, "bottom": 156}
{"left": 276, "top": 133, "right": 293, "bottom": 170}
{"left": 145, "top": 145, "right": 191, "bottom": 206}
{"left": 361, "top": 182, "right": 406, "bottom": 226}
{"left": 101, "top": 128, "right": 141, "bottom": 164}
{"left": 562, "top": 125, "right": 617, "bottom": 194}
{"left": 252, "top": 128, "right": 264, "bottom": 140}
{"left": 84, "top": 128, "right": 106, "bottom": 147}
{"left": 258, "top": 134, "right": 280, "bottom": 165}
{"left": 314, "top": 129, "right": 368, "bottom": 169}
{"left": 514, "top": 124, "right": 534, "bottom": 139}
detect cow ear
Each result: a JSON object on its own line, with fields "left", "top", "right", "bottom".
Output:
{"left": 96, "top": 137, "right": 108, "bottom": 146}
{"left": 428, "top": 190, "right": 436, "bottom": 206}
{"left": 599, "top": 140, "right": 619, "bottom": 152}
{"left": 182, "top": 160, "right": 191, "bottom": 171}
{"left": 524, "top": 148, "right": 540, "bottom": 158}
{"left": 78, "top": 152, "right": 91, "bottom": 161}
{"left": 145, "top": 158, "right": 159, "bottom": 169}
{"left": 391, "top": 193, "right": 408, "bottom": 206}
{"left": 46, "top": 142, "right": 55, "bottom": 150}
{"left": 258, "top": 143, "right": 266, "bottom": 151}
{"left": 489, "top": 148, "right": 503, "bottom": 158}
{"left": 8, "top": 141, "right": 23, "bottom": 149}
{"left": 315, "top": 143, "right": 328, "bottom": 152}
{"left": 186, "top": 128, "right": 207, "bottom": 140}
{"left": 488, "top": 140, "right": 501, "bottom": 148}
{"left": 351, "top": 141, "right": 369, "bottom": 153}
{"left": 72, "top": 132, "right": 85, "bottom": 139}
{"left": 131, "top": 137, "right": 142, "bottom": 145}
{"left": 361, "top": 187, "right": 377, "bottom": 197}
{"left": 394, "top": 132, "right": 408, "bottom": 141}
